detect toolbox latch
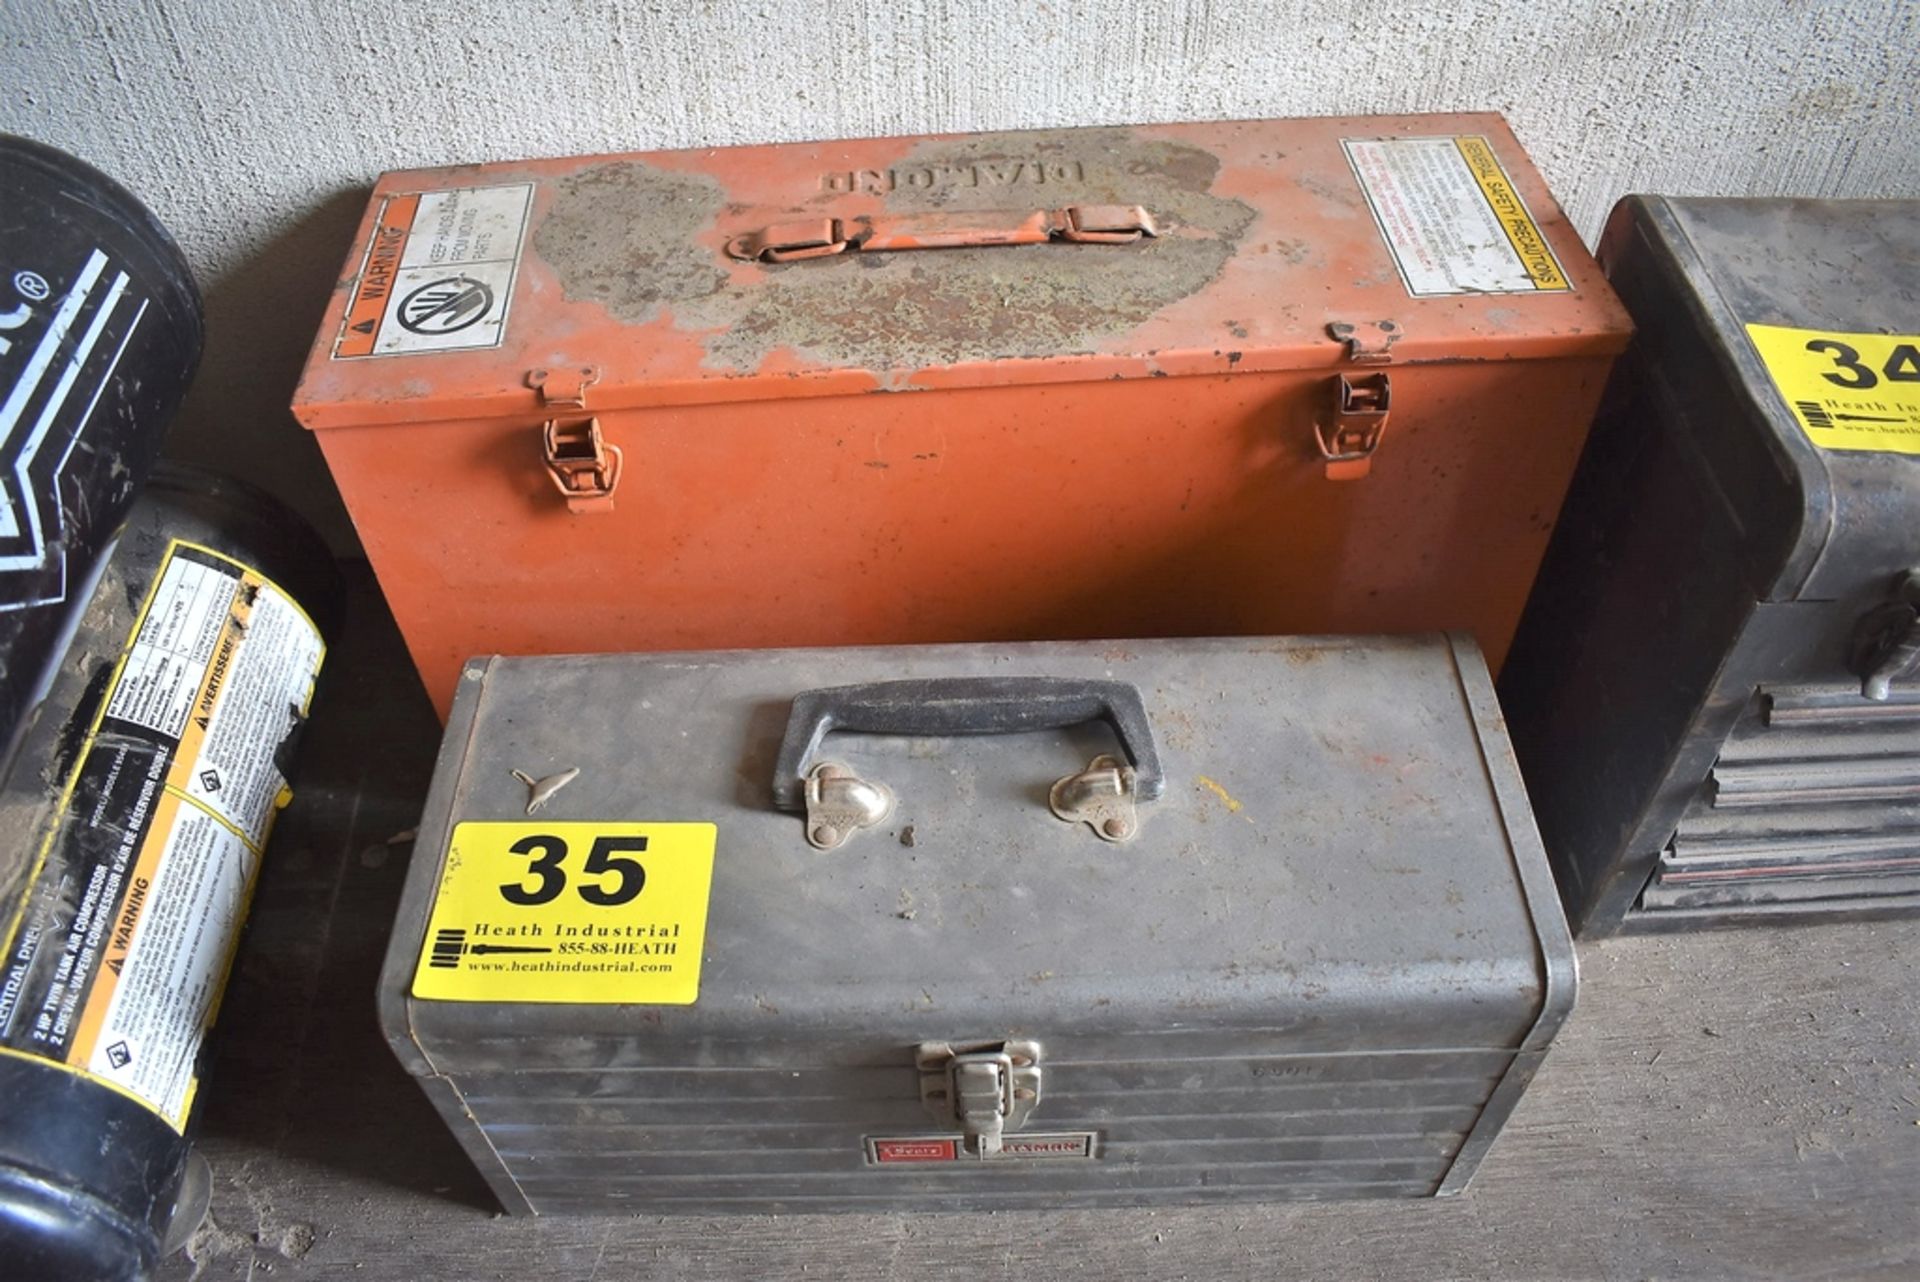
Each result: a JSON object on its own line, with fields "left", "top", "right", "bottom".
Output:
{"left": 526, "top": 365, "right": 602, "bottom": 409}
{"left": 1314, "top": 372, "right": 1392, "bottom": 481}
{"left": 1851, "top": 569, "right": 1920, "bottom": 701}
{"left": 1327, "top": 320, "right": 1400, "bottom": 365}
{"left": 541, "top": 417, "right": 623, "bottom": 514}
{"left": 917, "top": 1040, "right": 1042, "bottom": 1157}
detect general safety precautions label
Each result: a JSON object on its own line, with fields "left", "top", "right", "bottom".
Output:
{"left": 0, "top": 543, "right": 325, "bottom": 1129}
{"left": 332, "top": 182, "right": 534, "bottom": 358}
{"left": 1344, "top": 137, "right": 1571, "bottom": 297}
{"left": 412, "top": 822, "right": 716, "bottom": 1004}
{"left": 1745, "top": 324, "right": 1920, "bottom": 456}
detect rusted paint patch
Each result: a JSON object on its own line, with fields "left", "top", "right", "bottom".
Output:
{"left": 533, "top": 130, "right": 1255, "bottom": 374}
{"left": 703, "top": 130, "right": 1255, "bottom": 371}
{"left": 532, "top": 163, "right": 731, "bottom": 325}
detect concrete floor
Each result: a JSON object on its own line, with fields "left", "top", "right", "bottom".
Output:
{"left": 157, "top": 568, "right": 1920, "bottom": 1281}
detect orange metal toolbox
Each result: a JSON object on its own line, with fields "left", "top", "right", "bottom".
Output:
{"left": 293, "top": 114, "right": 1630, "bottom": 715}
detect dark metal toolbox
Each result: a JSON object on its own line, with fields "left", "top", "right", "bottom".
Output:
{"left": 1500, "top": 197, "right": 1920, "bottom": 935}
{"left": 376, "top": 634, "right": 1573, "bottom": 1213}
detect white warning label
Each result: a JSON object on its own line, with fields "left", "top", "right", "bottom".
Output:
{"left": 1343, "top": 136, "right": 1571, "bottom": 298}
{"left": 84, "top": 805, "right": 254, "bottom": 1123}
{"left": 179, "top": 581, "right": 326, "bottom": 844}
{"left": 332, "top": 182, "right": 534, "bottom": 359}
{"left": 0, "top": 541, "right": 325, "bottom": 1129}
{"left": 104, "top": 554, "right": 236, "bottom": 738}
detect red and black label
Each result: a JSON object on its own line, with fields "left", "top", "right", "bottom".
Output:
{"left": 865, "top": 1132, "right": 1097, "bottom": 1164}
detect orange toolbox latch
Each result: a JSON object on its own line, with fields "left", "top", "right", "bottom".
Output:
{"left": 1314, "top": 322, "right": 1399, "bottom": 481}
{"left": 1315, "top": 372, "right": 1393, "bottom": 482}
{"left": 527, "top": 367, "right": 621, "bottom": 514}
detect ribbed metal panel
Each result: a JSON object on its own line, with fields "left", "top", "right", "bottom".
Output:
{"left": 1645, "top": 683, "right": 1920, "bottom": 912}
{"left": 458, "top": 1049, "right": 1506, "bottom": 1212}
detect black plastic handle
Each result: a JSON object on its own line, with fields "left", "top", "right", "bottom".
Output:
{"left": 771, "top": 676, "right": 1165, "bottom": 811}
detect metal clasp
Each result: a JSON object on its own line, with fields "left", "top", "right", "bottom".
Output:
{"left": 541, "top": 417, "right": 622, "bottom": 514}
{"left": 1852, "top": 569, "right": 1920, "bottom": 701}
{"left": 917, "top": 1040, "right": 1042, "bottom": 1157}
{"left": 1314, "top": 372, "right": 1392, "bottom": 481}
{"left": 803, "top": 762, "right": 894, "bottom": 850}
{"left": 527, "top": 365, "right": 601, "bottom": 409}
{"left": 1327, "top": 320, "right": 1400, "bottom": 365}
{"left": 1048, "top": 754, "right": 1141, "bottom": 841}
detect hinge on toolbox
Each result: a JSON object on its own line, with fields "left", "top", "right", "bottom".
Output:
{"left": 1314, "top": 372, "right": 1392, "bottom": 481}
{"left": 1056, "top": 204, "right": 1159, "bottom": 244}
{"left": 732, "top": 218, "right": 847, "bottom": 263}
{"left": 526, "top": 365, "right": 602, "bottom": 409}
{"left": 803, "top": 761, "right": 894, "bottom": 850}
{"left": 1327, "top": 320, "right": 1400, "bottom": 365}
{"left": 541, "top": 416, "right": 623, "bottom": 514}
{"left": 917, "top": 1040, "right": 1042, "bottom": 1157}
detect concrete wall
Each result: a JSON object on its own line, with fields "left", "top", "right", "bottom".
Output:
{"left": 7, "top": 0, "right": 1918, "bottom": 546}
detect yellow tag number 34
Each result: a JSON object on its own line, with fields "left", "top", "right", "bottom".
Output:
{"left": 1805, "top": 337, "right": 1920, "bottom": 390}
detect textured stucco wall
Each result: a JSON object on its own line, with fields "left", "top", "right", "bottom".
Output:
{"left": 5, "top": 0, "right": 1918, "bottom": 546}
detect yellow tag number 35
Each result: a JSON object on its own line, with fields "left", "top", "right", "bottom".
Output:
{"left": 500, "top": 833, "right": 648, "bottom": 907}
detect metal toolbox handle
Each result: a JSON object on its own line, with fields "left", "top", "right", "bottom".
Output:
{"left": 726, "top": 206, "right": 1157, "bottom": 263}
{"left": 771, "top": 676, "right": 1166, "bottom": 813}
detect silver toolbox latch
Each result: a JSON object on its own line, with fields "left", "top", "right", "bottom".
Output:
{"left": 1852, "top": 569, "right": 1920, "bottom": 701}
{"left": 916, "top": 1040, "right": 1042, "bottom": 1157}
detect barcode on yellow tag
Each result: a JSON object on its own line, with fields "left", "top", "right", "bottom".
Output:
{"left": 1746, "top": 324, "right": 1920, "bottom": 455}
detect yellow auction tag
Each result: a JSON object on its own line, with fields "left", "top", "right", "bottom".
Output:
{"left": 411, "top": 822, "right": 716, "bottom": 1004}
{"left": 1745, "top": 323, "right": 1920, "bottom": 456}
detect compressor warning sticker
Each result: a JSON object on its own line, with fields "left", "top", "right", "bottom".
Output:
{"left": 1745, "top": 324, "right": 1920, "bottom": 456}
{"left": 1344, "top": 137, "right": 1571, "bottom": 297}
{"left": 411, "top": 821, "right": 716, "bottom": 1004}
{"left": 0, "top": 543, "right": 325, "bottom": 1129}
{"left": 332, "top": 182, "right": 534, "bottom": 358}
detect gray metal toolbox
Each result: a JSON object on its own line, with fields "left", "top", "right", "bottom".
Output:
{"left": 1499, "top": 197, "right": 1920, "bottom": 935}
{"left": 376, "top": 635, "right": 1574, "bottom": 1213}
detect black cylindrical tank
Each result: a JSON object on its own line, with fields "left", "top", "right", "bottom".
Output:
{"left": 0, "top": 464, "right": 340, "bottom": 1281}
{"left": 0, "top": 135, "right": 203, "bottom": 757}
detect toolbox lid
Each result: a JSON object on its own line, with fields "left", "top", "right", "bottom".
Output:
{"left": 1601, "top": 196, "right": 1920, "bottom": 603}
{"left": 294, "top": 114, "right": 1629, "bottom": 430}
{"left": 377, "top": 634, "right": 1575, "bottom": 1068}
